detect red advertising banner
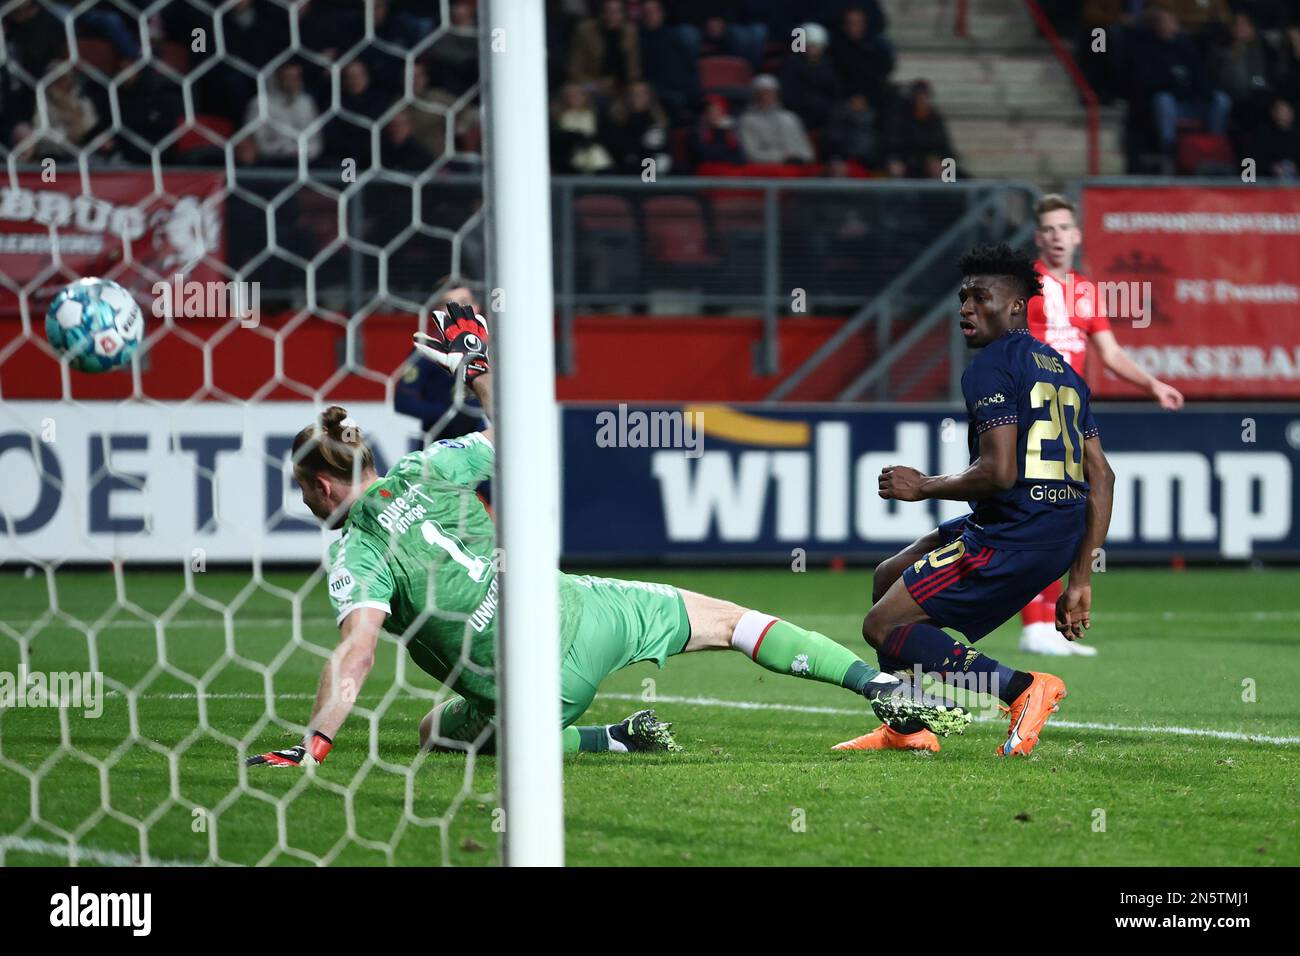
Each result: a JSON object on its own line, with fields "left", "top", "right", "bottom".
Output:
{"left": 0, "top": 170, "right": 227, "bottom": 317}
{"left": 1083, "top": 185, "right": 1300, "bottom": 398}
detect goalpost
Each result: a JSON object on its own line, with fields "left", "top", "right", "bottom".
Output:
{"left": 478, "top": 0, "right": 565, "bottom": 867}
{"left": 0, "top": 0, "right": 562, "bottom": 868}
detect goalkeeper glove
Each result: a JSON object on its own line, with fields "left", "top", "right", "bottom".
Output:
{"left": 246, "top": 731, "right": 333, "bottom": 768}
{"left": 412, "top": 301, "right": 490, "bottom": 385}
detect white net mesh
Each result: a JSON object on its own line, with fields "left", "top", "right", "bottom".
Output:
{"left": 0, "top": 0, "right": 500, "bottom": 866}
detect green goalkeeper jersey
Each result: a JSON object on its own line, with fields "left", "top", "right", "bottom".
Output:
{"left": 325, "top": 433, "right": 584, "bottom": 710}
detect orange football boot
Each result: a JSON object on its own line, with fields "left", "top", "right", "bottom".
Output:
{"left": 998, "top": 671, "right": 1067, "bottom": 757}
{"left": 833, "top": 724, "right": 941, "bottom": 752}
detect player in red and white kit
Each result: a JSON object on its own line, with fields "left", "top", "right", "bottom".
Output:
{"left": 1019, "top": 194, "right": 1184, "bottom": 656}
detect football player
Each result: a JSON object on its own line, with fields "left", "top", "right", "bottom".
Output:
{"left": 835, "top": 244, "right": 1116, "bottom": 757}
{"left": 247, "top": 304, "right": 969, "bottom": 767}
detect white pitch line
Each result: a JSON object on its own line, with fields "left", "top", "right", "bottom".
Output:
{"left": 596, "top": 692, "right": 1300, "bottom": 747}
{"left": 64, "top": 691, "right": 1300, "bottom": 748}
{"left": 0, "top": 835, "right": 203, "bottom": 867}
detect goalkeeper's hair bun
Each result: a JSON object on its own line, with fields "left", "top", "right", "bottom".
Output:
{"left": 291, "top": 405, "right": 376, "bottom": 481}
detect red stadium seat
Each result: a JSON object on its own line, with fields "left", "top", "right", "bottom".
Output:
{"left": 1176, "top": 132, "right": 1235, "bottom": 175}
{"left": 575, "top": 194, "right": 635, "bottom": 231}
{"left": 642, "top": 196, "right": 718, "bottom": 265}
{"left": 76, "top": 38, "right": 120, "bottom": 76}
{"left": 176, "top": 114, "right": 234, "bottom": 153}
{"left": 712, "top": 194, "right": 764, "bottom": 234}
{"left": 699, "top": 56, "right": 752, "bottom": 92}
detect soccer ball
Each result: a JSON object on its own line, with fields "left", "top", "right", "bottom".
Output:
{"left": 44, "top": 277, "right": 144, "bottom": 373}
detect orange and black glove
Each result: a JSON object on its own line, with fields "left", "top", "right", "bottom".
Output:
{"left": 246, "top": 731, "right": 333, "bottom": 768}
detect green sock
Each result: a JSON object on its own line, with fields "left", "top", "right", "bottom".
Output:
{"left": 564, "top": 726, "right": 612, "bottom": 753}
{"left": 741, "top": 618, "right": 879, "bottom": 694}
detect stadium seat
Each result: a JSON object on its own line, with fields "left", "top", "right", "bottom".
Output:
{"left": 76, "top": 38, "right": 119, "bottom": 76}
{"left": 176, "top": 115, "right": 235, "bottom": 153}
{"left": 642, "top": 196, "right": 718, "bottom": 267}
{"left": 699, "top": 56, "right": 752, "bottom": 93}
{"left": 574, "top": 194, "right": 640, "bottom": 294}
{"left": 1176, "top": 132, "right": 1235, "bottom": 175}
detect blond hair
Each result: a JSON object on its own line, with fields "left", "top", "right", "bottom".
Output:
{"left": 291, "top": 405, "right": 375, "bottom": 481}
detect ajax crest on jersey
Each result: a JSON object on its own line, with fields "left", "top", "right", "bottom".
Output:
{"left": 45, "top": 277, "right": 145, "bottom": 373}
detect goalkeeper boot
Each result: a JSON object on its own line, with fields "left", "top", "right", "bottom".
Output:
{"left": 865, "top": 677, "right": 972, "bottom": 738}
{"left": 832, "top": 724, "right": 941, "bottom": 752}
{"left": 997, "top": 671, "right": 1067, "bottom": 757}
{"left": 610, "top": 709, "right": 682, "bottom": 753}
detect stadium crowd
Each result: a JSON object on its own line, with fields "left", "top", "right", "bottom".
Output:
{"left": 2, "top": 1, "right": 1298, "bottom": 178}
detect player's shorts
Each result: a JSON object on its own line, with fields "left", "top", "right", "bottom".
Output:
{"left": 427, "top": 575, "right": 691, "bottom": 747}
{"left": 559, "top": 575, "right": 691, "bottom": 726}
{"left": 901, "top": 516, "right": 1078, "bottom": 642}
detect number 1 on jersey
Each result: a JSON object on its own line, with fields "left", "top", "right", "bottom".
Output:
{"left": 421, "top": 520, "right": 491, "bottom": 582}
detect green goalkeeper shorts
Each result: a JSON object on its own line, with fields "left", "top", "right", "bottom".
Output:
{"left": 559, "top": 574, "right": 691, "bottom": 726}
{"left": 426, "top": 575, "right": 690, "bottom": 748}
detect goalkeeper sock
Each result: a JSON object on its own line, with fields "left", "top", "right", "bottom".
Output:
{"left": 883, "top": 622, "right": 1028, "bottom": 705}
{"left": 730, "top": 612, "right": 880, "bottom": 693}
{"left": 565, "top": 725, "right": 628, "bottom": 754}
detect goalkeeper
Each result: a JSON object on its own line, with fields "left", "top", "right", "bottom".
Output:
{"left": 247, "top": 305, "right": 968, "bottom": 767}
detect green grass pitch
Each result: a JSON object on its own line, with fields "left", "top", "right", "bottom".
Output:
{"left": 1, "top": 566, "right": 1297, "bottom": 866}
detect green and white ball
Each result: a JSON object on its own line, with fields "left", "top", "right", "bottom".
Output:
{"left": 45, "top": 277, "right": 144, "bottom": 373}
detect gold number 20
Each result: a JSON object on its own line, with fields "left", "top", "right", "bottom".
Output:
{"left": 1025, "top": 382, "right": 1085, "bottom": 481}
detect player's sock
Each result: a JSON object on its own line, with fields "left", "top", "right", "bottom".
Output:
{"left": 730, "top": 611, "right": 879, "bottom": 691}
{"left": 883, "top": 622, "right": 1031, "bottom": 705}
{"left": 564, "top": 725, "right": 629, "bottom": 754}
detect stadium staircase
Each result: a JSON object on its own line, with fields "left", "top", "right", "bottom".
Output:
{"left": 882, "top": 0, "right": 1125, "bottom": 184}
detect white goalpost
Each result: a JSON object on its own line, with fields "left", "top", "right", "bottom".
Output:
{"left": 478, "top": 0, "right": 565, "bottom": 866}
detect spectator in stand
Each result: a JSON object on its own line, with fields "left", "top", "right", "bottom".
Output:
{"left": 113, "top": 55, "right": 184, "bottom": 164}
{"left": 408, "top": 60, "right": 449, "bottom": 160}
{"left": 829, "top": 4, "right": 896, "bottom": 110}
{"left": 638, "top": 0, "right": 697, "bottom": 122}
{"left": 427, "top": 0, "right": 479, "bottom": 96}
{"left": 1249, "top": 95, "right": 1300, "bottom": 179}
{"left": 551, "top": 82, "right": 614, "bottom": 173}
{"left": 2, "top": 2, "right": 66, "bottom": 79}
{"left": 693, "top": 93, "right": 744, "bottom": 164}
{"left": 1133, "top": 2, "right": 1232, "bottom": 168}
{"left": 1212, "top": 11, "right": 1275, "bottom": 133}
{"left": 568, "top": 0, "right": 641, "bottom": 95}
{"left": 824, "top": 92, "right": 882, "bottom": 170}
{"left": 602, "top": 80, "right": 671, "bottom": 174}
{"left": 739, "top": 74, "right": 815, "bottom": 164}
{"left": 666, "top": 2, "right": 769, "bottom": 70}
{"left": 323, "top": 59, "right": 389, "bottom": 166}
{"left": 1271, "top": 22, "right": 1300, "bottom": 108}
{"left": 245, "top": 60, "right": 322, "bottom": 165}
{"left": 885, "top": 79, "right": 954, "bottom": 178}
{"left": 381, "top": 108, "right": 435, "bottom": 171}
{"left": 779, "top": 22, "right": 842, "bottom": 132}
{"left": 10, "top": 67, "right": 100, "bottom": 162}
{"left": 209, "top": 0, "right": 288, "bottom": 127}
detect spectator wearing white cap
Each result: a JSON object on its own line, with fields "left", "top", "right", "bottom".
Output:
{"left": 739, "top": 74, "right": 815, "bottom": 164}
{"left": 779, "top": 22, "right": 842, "bottom": 132}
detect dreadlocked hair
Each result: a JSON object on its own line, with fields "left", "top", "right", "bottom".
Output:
{"left": 291, "top": 405, "right": 375, "bottom": 482}
{"left": 957, "top": 243, "right": 1043, "bottom": 300}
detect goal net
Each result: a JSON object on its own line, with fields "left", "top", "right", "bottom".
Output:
{"left": 0, "top": 0, "right": 537, "bottom": 866}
